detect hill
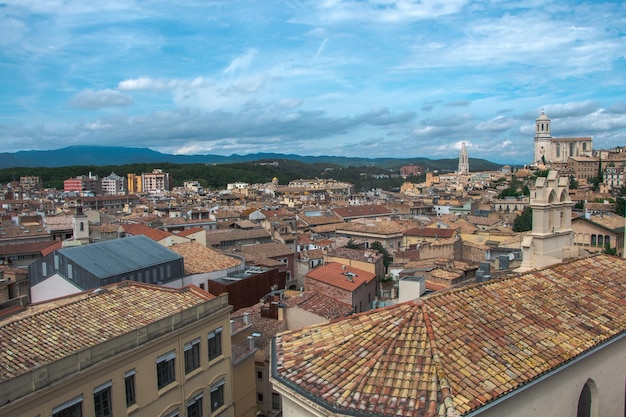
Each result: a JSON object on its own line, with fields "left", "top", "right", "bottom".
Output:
{"left": 0, "top": 146, "right": 501, "bottom": 171}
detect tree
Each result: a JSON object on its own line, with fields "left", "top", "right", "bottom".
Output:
{"left": 344, "top": 239, "right": 360, "bottom": 249}
{"left": 370, "top": 241, "right": 392, "bottom": 271}
{"left": 613, "top": 185, "right": 626, "bottom": 217}
{"left": 513, "top": 206, "right": 533, "bottom": 232}
{"left": 569, "top": 175, "right": 578, "bottom": 190}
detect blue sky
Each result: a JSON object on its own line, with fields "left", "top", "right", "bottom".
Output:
{"left": 1, "top": 0, "right": 625, "bottom": 164}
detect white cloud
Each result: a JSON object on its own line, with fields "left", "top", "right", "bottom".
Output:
{"left": 69, "top": 89, "right": 133, "bottom": 109}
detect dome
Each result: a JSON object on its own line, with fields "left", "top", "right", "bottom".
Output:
{"left": 536, "top": 111, "right": 550, "bottom": 121}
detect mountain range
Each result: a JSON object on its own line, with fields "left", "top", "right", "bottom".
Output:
{"left": 0, "top": 145, "right": 502, "bottom": 171}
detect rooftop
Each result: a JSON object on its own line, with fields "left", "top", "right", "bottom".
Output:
{"left": 0, "top": 281, "right": 215, "bottom": 382}
{"left": 274, "top": 254, "right": 626, "bottom": 416}
{"left": 305, "top": 262, "right": 376, "bottom": 291}
{"left": 168, "top": 241, "right": 241, "bottom": 274}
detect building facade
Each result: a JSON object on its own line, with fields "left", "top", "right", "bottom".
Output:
{"left": 0, "top": 282, "right": 237, "bottom": 417}
{"left": 101, "top": 172, "right": 127, "bottom": 195}
{"left": 534, "top": 111, "right": 593, "bottom": 165}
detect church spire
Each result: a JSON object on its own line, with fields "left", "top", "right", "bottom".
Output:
{"left": 458, "top": 142, "right": 469, "bottom": 174}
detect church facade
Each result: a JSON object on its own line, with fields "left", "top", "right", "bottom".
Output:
{"left": 533, "top": 111, "right": 593, "bottom": 164}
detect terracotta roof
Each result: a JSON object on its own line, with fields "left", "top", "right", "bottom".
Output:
{"left": 274, "top": 254, "right": 626, "bottom": 416}
{"left": 580, "top": 212, "right": 625, "bottom": 231}
{"left": 175, "top": 227, "right": 206, "bottom": 237}
{"left": 0, "top": 240, "right": 58, "bottom": 256}
{"left": 336, "top": 221, "right": 407, "bottom": 235}
{"left": 205, "top": 228, "right": 270, "bottom": 245}
{"left": 404, "top": 227, "right": 456, "bottom": 239}
{"left": 0, "top": 281, "right": 214, "bottom": 382}
{"left": 326, "top": 247, "right": 383, "bottom": 263}
{"left": 121, "top": 223, "right": 174, "bottom": 241}
{"left": 283, "top": 291, "right": 353, "bottom": 320}
{"left": 168, "top": 241, "right": 241, "bottom": 274}
{"left": 231, "top": 304, "right": 286, "bottom": 349}
{"left": 305, "top": 262, "right": 376, "bottom": 291}
{"left": 239, "top": 241, "right": 293, "bottom": 258}
{"left": 334, "top": 205, "right": 392, "bottom": 220}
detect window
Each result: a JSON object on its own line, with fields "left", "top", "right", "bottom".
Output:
{"left": 186, "top": 393, "right": 203, "bottom": 417}
{"left": 94, "top": 382, "right": 112, "bottom": 417}
{"left": 184, "top": 338, "right": 201, "bottom": 374}
{"left": 157, "top": 351, "right": 176, "bottom": 389}
{"left": 257, "top": 370, "right": 263, "bottom": 380}
{"left": 272, "top": 393, "right": 281, "bottom": 410}
{"left": 210, "top": 380, "right": 225, "bottom": 411}
{"left": 53, "top": 396, "right": 83, "bottom": 417}
{"left": 208, "top": 328, "right": 223, "bottom": 361}
{"left": 125, "top": 370, "right": 136, "bottom": 407}
{"left": 257, "top": 393, "right": 264, "bottom": 403}
{"left": 577, "top": 382, "right": 592, "bottom": 417}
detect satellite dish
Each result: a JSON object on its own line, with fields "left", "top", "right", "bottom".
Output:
{"left": 508, "top": 253, "right": 515, "bottom": 261}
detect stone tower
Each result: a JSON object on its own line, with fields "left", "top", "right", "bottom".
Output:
{"left": 534, "top": 110, "right": 552, "bottom": 163}
{"left": 72, "top": 206, "right": 90, "bottom": 243}
{"left": 517, "top": 171, "right": 577, "bottom": 272}
{"left": 458, "top": 142, "right": 469, "bottom": 174}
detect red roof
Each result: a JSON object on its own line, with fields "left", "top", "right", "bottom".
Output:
{"left": 403, "top": 227, "right": 456, "bottom": 238}
{"left": 333, "top": 204, "right": 391, "bottom": 219}
{"left": 305, "top": 262, "right": 376, "bottom": 291}
{"left": 121, "top": 223, "right": 173, "bottom": 241}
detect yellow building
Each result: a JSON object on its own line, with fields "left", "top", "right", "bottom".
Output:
{"left": 127, "top": 173, "right": 143, "bottom": 193}
{"left": 0, "top": 281, "right": 245, "bottom": 417}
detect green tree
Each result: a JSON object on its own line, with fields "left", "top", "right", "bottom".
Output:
{"left": 370, "top": 241, "right": 392, "bottom": 271}
{"left": 344, "top": 239, "right": 360, "bottom": 249}
{"left": 569, "top": 175, "right": 578, "bottom": 190}
{"left": 615, "top": 186, "right": 626, "bottom": 217}
{"left": 513, "top": 206, "right": 533, "bottom": 232}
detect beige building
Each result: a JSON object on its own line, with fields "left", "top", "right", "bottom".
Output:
{"left": 571, "top": 212, "right": 625, "bottom": 256}
{"left": 0, "top": 281, "right": 248, "bottom": 417}
{"left": 271, "top": 254, "right": 626, "bottom": 417}
{"left": 518, "top": 171, "right": 578, "bottom": 272}
{"left": 533, "top": 111, "right": 593, "bottom": 165}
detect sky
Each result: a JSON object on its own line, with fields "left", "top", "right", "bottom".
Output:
{"left": 1, "top": 1, "right": 625, "bottom": 165}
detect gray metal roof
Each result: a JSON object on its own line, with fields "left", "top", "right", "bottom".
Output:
{"left": 58, "top": 235, "right": 183, "bottom": 279}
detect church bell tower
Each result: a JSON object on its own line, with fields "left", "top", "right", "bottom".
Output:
{"left": 534, "top": 110, "right": 552, "bottom": 163}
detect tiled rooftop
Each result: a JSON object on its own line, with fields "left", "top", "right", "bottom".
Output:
{"left": 0, "top": 281, "right": 214, "bottom": 382}
{"left": 283, "top": 291, "right": 353, "bottom": 321}
{"left": 305, "top": 262, "right": 376, "bottom": 291}
{"left": 121, "top": 223, "right": 174, "bottom": 241}
{"left": 274, "top": 254, "right": 626, "bottom": 416}
{"left": 168, "top": 241, "right": 242, "bottom": 274}
{"left": 326, "top": 247, "right": 383, "bottom": 263}
{"left": 334, "top": 205, "right": 392, "bottom": 219}
{"left": 336, "top": 221, "right": 408, "bottom": 235}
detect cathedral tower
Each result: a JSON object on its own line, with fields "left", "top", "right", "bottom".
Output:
{"left": 534, "top": 110, "right": 552, "bottom": 163}
{"left": 458, "top": 142, "right": 469, "bottom": 174}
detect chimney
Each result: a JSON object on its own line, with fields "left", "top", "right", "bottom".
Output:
{"left": 247, "top": 335, "right": 255, "bottom": 351}
{"left": 230, "top": 319, "right": 234, "bottom": 333}
{"left": 243, "top": 312, "right": 250, "bottom": 325}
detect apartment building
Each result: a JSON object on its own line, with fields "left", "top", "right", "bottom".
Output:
{"left": 64, "top": 174, "right": 100, "bottom": 195}
{"left": 101, "top": 172, "right": 127, "bottom": 195}
{"left": 0, "top": 282, "right": 238, "bottom": 417}
{"left": 142, "top": 169, "right": 171, "bottom": 193}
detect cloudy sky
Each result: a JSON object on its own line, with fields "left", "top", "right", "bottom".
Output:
{"left": 1, "top": 0, "right": 625, "bottom": 164}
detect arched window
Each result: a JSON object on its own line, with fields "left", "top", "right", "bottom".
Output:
{"left": 598, "top": 235, "right": 603, "bottom": 247}
{"left": 604, "top": 235, "right": 610, "bottom": 248}
{"left": 591, "top": 234, "right": 597, "bottom": 246}
{"left": 80, "top": 222, "right": 84, "bottom": 232}
{"left": 577, "top": 383, "right": 591, "bottom": 417}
